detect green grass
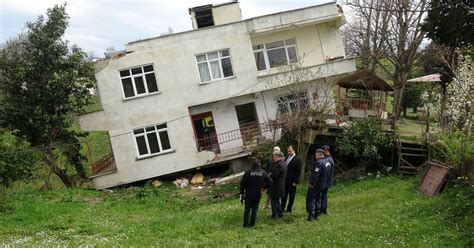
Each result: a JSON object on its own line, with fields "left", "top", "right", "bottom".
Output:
{"left": 0, "top": 177, "right": 470, "bottom": 246}
{"left": 83, "top": 95, "right": 102, "bottom": 114}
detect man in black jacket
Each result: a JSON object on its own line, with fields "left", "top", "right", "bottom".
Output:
{"left": 240, "top": 160, "right": 273, "bottom": 228}
{"left": 282, "top": 145, "right": 302, "bottom": 213}
{"left": 305, "top": 149, "right": 327, "bottom": 221}
{"left": 268, "top": 151, "right": 287, "bottom": 219}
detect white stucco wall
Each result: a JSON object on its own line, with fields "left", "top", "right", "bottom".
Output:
{"left": 80, "top": 2, "right": 354, "bottom": 189}
{"left": 212, "top": 3, "right": 242, "bottom": 26}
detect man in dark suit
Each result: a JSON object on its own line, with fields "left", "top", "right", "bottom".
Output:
{"left": 268, "top": 151, "right": 287, "bottom": 218}
{"left": 240, "top": 160, "right": 273, "bottom": 228}
{"left": 282, "top": 145, "right": 302, "bottom": 213}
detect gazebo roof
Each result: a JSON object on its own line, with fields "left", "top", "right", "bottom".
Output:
{"left": 337, "top": 69, "right": 393, "bottom": 91}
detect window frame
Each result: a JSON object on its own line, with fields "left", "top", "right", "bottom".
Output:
{"left": 133, "top": 123, "right": 174, "bottom": 159}
{"left": 195, "top": 49, "right": 235, "bottom": 83}
{"left": 253, "top": 38, "right": 298, "bottom": 71}
{"left": 119, "top": 64, "right": 159, "bottom": 99}
{"left": 276, "top": 91, "right": 310, "bottom": 115}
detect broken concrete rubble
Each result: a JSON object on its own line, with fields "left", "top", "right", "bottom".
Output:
{"left": 173, "top": 178, "right": 189, "bottom": 188}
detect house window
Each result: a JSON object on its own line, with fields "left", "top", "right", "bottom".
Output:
{"left": 277, "top": 92, "right": 310, "bottom": 114}
{"left": 120, "top": 64, "right": 159, "bottom": 99}
{"left": 196, "top": 49, "right": 234, "bottom": 83}
{"left": 133, "top": 123, "right": 172, "bottom": 157}
{"left": 253, "top": 38, "right": 297, "bottom": 71}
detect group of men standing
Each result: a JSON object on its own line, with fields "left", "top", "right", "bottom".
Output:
{"left": 239, "top": 145, "right": 334, "bottom": 228}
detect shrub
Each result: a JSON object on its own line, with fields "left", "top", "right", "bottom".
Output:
{"left": 0, "top": 130, "right": 38, "bottom": 188}
{"left": 336, "top": 118, "right": 394, "bottom": 170}
{"left": 430, "top": 129, "right": 474, "bottom": 179}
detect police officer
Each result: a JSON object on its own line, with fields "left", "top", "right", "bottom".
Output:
{"left": 320, "top": 145, "right": 334, "bottom": 214}
{"left": 240, "top": 160, "right": 273, "bottom": 228}
{"left": 306, "top": 149, "right": 326, "bottom": 221}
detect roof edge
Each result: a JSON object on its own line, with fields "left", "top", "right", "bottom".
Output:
{"left": 128, "top": 1, "right": 338, "bottom": 46}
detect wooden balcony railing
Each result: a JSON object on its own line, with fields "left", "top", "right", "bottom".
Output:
{"left": 349, "top": 98, "right": 374, "bottom": 110}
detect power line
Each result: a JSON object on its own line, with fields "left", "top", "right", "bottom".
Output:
{"left": 346, "top": 1, "right": 434, "bottom": 13}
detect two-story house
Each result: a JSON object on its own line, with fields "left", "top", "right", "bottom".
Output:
{"left": 80, "top": 1, "right": 356, "bottom": 189}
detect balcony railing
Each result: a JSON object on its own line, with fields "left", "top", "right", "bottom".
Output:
{"left": 195, "top": 122, "right": 272, "bottom": 153}
{"left": 349, "top": 98, "right": 374, "bottom": 110}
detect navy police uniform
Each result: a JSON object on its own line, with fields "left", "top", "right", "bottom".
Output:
{"left": 306, "top": 154, "right": 326, "bottom": 221}
{"left": 320, "top": 145, "right": 335, "bottom": 214}
{"left": 240, "top": 164, "right": 273, "bottom": 228}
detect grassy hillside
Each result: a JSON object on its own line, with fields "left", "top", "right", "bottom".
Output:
{"left": 1, "top": 176, "right": 470, "bottom": 247}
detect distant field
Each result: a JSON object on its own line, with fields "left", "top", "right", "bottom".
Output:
{"left": 1, "top": 177, "right": 470, "bottom": 247}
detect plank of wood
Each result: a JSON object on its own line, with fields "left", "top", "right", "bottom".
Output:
{"left": 401, "top": 153, "right": 427, "bottom": 157}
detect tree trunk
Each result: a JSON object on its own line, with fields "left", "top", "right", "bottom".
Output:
{"left": 43, "top": 148, "right": 76, "bottom": 188}
{"left": 391, "top": 67, "right": 408, "bottom": 130}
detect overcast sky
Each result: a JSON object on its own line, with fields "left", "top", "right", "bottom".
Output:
{"left": 1, "top": 0, "right": 345, "bottom": 57}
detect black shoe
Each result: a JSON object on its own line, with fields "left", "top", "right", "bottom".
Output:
{"left": 286, "top": 209, "right": 292, "bottom": 213}
{"left": 306, "top": 214, "right": 314, "bottom": 221}
{"left": 322, "top": 209, "right": 327, "bottom": 214}
{"left": 278, "top": 214, "right": 283, "bottom": 218}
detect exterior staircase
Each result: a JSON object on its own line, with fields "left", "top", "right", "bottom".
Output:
{"left": 396, "top": 138, "right": 429, "bottom": 175}
{"left": 238, "top": 119, "right": 261, "bottom": 145}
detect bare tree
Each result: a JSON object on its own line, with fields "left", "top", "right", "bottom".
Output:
{"left": 265, "top": 60, "right": 336, "bottom": 175}
{"left": 344, "top": 0, "right": 393, "bottom": 71}
{"left": 345, "top": 0, "right": 429, "bottom": 129}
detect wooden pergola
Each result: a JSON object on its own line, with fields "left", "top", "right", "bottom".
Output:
{"left": 337, "top": 69, "right": 393, "bottom": 119}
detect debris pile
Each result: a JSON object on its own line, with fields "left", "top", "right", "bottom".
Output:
{"left": 163, "top": 171, "right": 245, "bottom": 189}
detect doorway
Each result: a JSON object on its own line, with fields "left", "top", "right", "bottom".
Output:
{"left": 191, "top": 111, "right": 220, "bottom": 153}
{"left": 235, "top": 102, "right": 260, "bottom": 144}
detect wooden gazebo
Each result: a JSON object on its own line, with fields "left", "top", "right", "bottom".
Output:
{"left": 337, "top": 69, "right": 393, "bottom": 120}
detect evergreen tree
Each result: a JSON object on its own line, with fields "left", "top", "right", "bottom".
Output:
{"left": 0, "top": 4, "right": 95, "bottom": 187}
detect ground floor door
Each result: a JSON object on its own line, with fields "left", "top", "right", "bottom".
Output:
{"left": 235, "top": 102, "right": 260, "bottom": 144}
{"left": 191, "top": 112, "right": 220, "bottom": 153}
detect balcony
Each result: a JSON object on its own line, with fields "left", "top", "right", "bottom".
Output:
{"left": 195, "top": 122, "right": 273, "bottom": 155}
{"left": 248, "top": 2, "right": 344, "bottom": 35}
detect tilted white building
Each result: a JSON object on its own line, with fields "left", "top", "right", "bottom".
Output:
{"left": 80, "top": 1, "right": 356, "bottom": 189}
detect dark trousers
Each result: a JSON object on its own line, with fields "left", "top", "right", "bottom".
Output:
{"left": 270, "top": 196, "right": 283, "bottom": 218}
{"left": 243, "top": 198, "right": 260, "bottom": 227}
{"left": 320, "top": 188, "right": 328, "bottom": 211}
{"left": 282, "top": 184, "right": 297, "bottom": 212}
{"left": 305, "top": 187, "right": 317, "bottom": 214}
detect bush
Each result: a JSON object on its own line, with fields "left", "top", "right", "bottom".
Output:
{"left": 0, "top": 130, "right": 38, "bottom": 188}
{"left": 430, "top": 130, "right": 474, "bottom": 179}
{"left": 251, "top": 140, "right": 276, "bottom": 170}
{"left": 336, "top": 118, "right": 394, "bottom": 170}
